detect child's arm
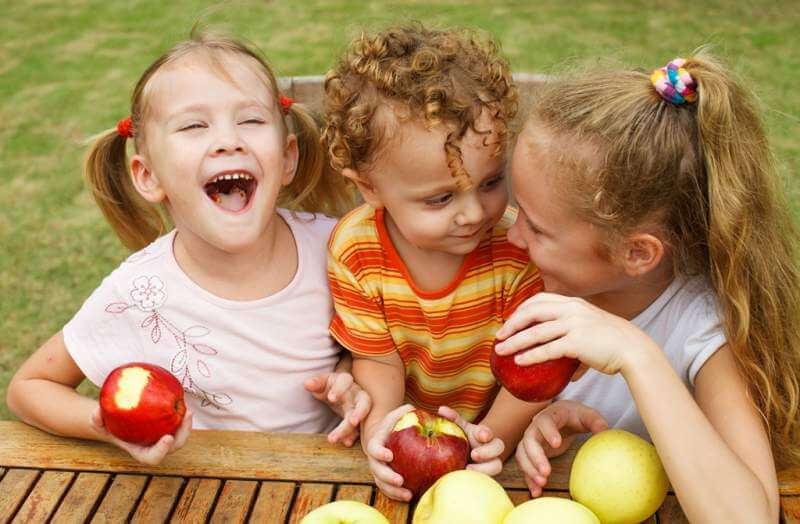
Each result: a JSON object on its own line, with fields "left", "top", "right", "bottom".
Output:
{"left": 496, "top": 293, "right": 779, "bottom": 522}
{"left": 627, "top": 344, "right": 779, "bottom": 523}
{"left": 7, "top": 331, "right": 191, "bottom": 465}
{"left": 352, "top": 352, "right": 415, "bottom": 501}
{"left": 479, "top": 389, "right": 550, "bottom": 462}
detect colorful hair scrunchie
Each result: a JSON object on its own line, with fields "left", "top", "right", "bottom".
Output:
{"left": 116, "top": 117, "right": 134, "bottom": 138}
{"left": 650, "top": 58, "right": 697, "bottom": 105}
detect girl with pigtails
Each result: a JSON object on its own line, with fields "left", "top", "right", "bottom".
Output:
{"left": 7, "top": 31, "right": 369, "bottom": 465}
{"left": 498, "top": 51, "right": 800, "bottom": 521}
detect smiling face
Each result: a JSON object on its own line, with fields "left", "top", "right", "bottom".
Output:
{"left": 130, "top": 52, "right": 296, "bottom": 254}
{"left": 357, "top": 111, "right": 509, "bottom": 257}
{"left": 507, "top": 124, "right": 629, "bottom": 299}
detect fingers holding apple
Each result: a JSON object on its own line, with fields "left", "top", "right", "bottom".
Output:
{"left": 91, "top": 405, "right": 193, "bottom": 465}
{"left": 365, "top": 404, "right": 415, "bottom": 501}
{"left": 436, "top": 406, "right": 503, "bottom": 476}
{"left": 385, "top": 408, "right": 471, "bottom": 499}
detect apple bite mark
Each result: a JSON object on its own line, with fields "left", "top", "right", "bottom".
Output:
{"left": 204, "top": 172, "right": 256, "bottom": 213}
{"left": 114, "top": 366, "right": 151, "bottom": 409}
{"left": 99, "top": 362, "right": 187, "bottom": 446}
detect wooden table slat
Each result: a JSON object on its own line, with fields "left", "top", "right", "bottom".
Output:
{"left": 507, "top": 490, "right": 531, "bottom": 506}
{"left": 50, "top": 472, "right": 110, "bottom": 524}
{"left": 782, "top": 496, "right": 800, "bottom": 523}
{"left": 0, "top": 467, "right": 5, "bottom": 479}
{"left": 0, "top": 469, "right": 39, "bottom": 522}
{"left": 335, "top": 484, "right": 373, "bottom": 504}
{"left": 170, "top": 478, "right": 221, "bottom": 524}
{"left": 250, "top": 481, "right": 295, "bottom": 523}
{"left": 11, "top": 470, "right": 73, "bottom": 523}
{"left": 0, "top": 422, "right": 544, "bottom": 489}
{"left": 372, "top": 491, "right": 410, "bottom": 524}
{"left": 209, "top": 480, "right": 258, "bottom": 524}
{"left": 657, "top": 494, "right": 690, "bottom": 524}
{"left": 91, "top": 474, "right": 148, "bottom": 523}
{"left": 130, "top": 476, "right": 184, "bottom": 524}
{"left": 288, "top": 483, "right": 335, "bottom": 523}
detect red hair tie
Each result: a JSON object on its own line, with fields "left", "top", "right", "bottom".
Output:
{"left": 116, "top": 117, "right": 134, "bottom": 138}
{"left": 279, "top": 95, "right": 293, "bottom": 115}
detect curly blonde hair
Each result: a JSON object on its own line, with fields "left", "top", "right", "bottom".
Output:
{"left": 322, "top": 24, "right": 517, "bottom": 189}
{"left": 527, "top": 50, "right": 800, "bottom": 467}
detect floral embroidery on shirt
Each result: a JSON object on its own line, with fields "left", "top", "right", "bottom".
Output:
{"left": 106, "top": 275, "right": 233, "bottom": 409}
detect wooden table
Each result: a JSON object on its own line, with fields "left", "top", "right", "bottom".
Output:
{"left": 0, "top": 421, "right": 797, "bottom": 523}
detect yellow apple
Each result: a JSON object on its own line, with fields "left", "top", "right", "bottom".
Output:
{"left": 569, "top": 429, "right": 669, "bottom": 524}
{"left": 503, "top": 497, "right": 600, "bottom": 524}
{"left": 413, "top": 469, "right": 513, "bottom": 524}
{"left": 300, "top": 500, "right": 389, "bottom": 524}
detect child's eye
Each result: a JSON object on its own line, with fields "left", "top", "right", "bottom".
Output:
{"left": 481, "top": 174, "right": 505, "bottom": 190}
{"left": 424, "top": 193, "right": 454, "bottom": 207}
{"left": 240, "top": 118, "right": 265, "bottom": 125}
{"left": 179, "top": 123, "right": 205, "bottom": 131}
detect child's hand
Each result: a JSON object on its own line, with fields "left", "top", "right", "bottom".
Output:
{"left": 91, "top": 406, "right": 193, "bottom": 466}
{"left": 364, "top": 404, "right": 415, "bottom": 502}
{"left": 437, "top": 406, "right": 504, "bottom": 477}
{"left": 516, "top": 400, "right": 608, "bottom": 497}
{"left": 304, "top": 371, "right": 372, "bottom": 447}
{"left": 495, "top": 293, "right": 658, "bottom": 376}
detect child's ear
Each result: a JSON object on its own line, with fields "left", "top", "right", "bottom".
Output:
{"left": 621, "top": 233, "right": 665, "bottom": 276}
{"left": 282, "top": 134, "right": 299, "bottom": 186}
{"left": 130, "top": 154, "right": 166, "bottom": 203}
{"left": 342, "top": 168, "right": 382, "bottom": 208}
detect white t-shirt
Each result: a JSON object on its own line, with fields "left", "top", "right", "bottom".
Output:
{"left": 64, "top": 209, "right": 340, "bottom": 434}
{"left": 556, "top": 277, "right": 725, "bottom": 441}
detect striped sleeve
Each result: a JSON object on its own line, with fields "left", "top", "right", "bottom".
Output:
{"left": 502, "top": 262, "right": 544, "bottom": 320}
{"left": 327, "top": 236, "right": 396, "bottom": 357}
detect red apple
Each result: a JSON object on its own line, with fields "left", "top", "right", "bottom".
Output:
{"left": 385, "top": 408, "right": 470, "bottom": 498}
{"left": 490, "top": 343, "right": 580, "bottom": 402}
{"left": 99, "top": 362, "right": 186, "bottom": 446}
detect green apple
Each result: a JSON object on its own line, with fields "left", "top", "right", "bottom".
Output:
{"left": 569, "top": 429, "right": 669, "bottom": 524}
{"left": 503, "top": 497, "right": 599, "bottom": 524}
{"left": 300, "top": 500, "right": 389, "bottom": 524}
{"left": 413, "top": 469, "right": 513, "bottom": 524}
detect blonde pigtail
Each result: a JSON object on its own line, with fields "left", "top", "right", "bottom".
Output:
{"left": 83, "top": 128, "right": 165, "bottom": 251}
{"left": 280, "top": 103, "right": 357, "bottom": 217}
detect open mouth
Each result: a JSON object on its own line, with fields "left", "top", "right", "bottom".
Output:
{"left": 204, "top": 172, "right": 257, "bottom": 213}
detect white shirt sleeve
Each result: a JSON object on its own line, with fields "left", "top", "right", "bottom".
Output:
{"left": 684, "top": 290, "right": 726, "bottom": 386}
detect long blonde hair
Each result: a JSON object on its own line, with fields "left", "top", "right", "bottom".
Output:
{"left": 84, "top": 30, "right": 355, "bottom": 251}
{"left": 527, "top": 50, "right": 800, "bottom": 466}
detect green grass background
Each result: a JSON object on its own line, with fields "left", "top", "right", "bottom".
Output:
{"left": 1, "top": 0, "right": 798, "bottom": 420}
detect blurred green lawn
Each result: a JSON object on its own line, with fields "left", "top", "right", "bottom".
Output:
{"left": 1, "top": 0, "right": 798, "bottom": 420}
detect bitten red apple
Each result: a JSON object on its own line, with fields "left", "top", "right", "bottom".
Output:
{"left": 99, "top": 362, "right": 186, "bottom": 446}
{"left": 385, "top": 408, "right": 470, "bottom": 498}
{"left": 490, "top": 342, "right": 580, "bottom": 402}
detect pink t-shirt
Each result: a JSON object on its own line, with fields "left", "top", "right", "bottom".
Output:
{"left": 64, "top": 209, "right": 340, "bottom": 433}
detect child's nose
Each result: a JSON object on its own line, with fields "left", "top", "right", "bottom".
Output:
{"left": 507, "top": 215, "right": 526, "bottom": 248}
{"left": 455, "top": 193, "right": 485, "bottom": 226}
{"left": 211, "top": 126, "right": 247, "bottom": 155}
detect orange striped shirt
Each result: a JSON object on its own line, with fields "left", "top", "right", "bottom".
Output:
{"left": 328, "top": 204, "right": 543, "bottom": 421}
